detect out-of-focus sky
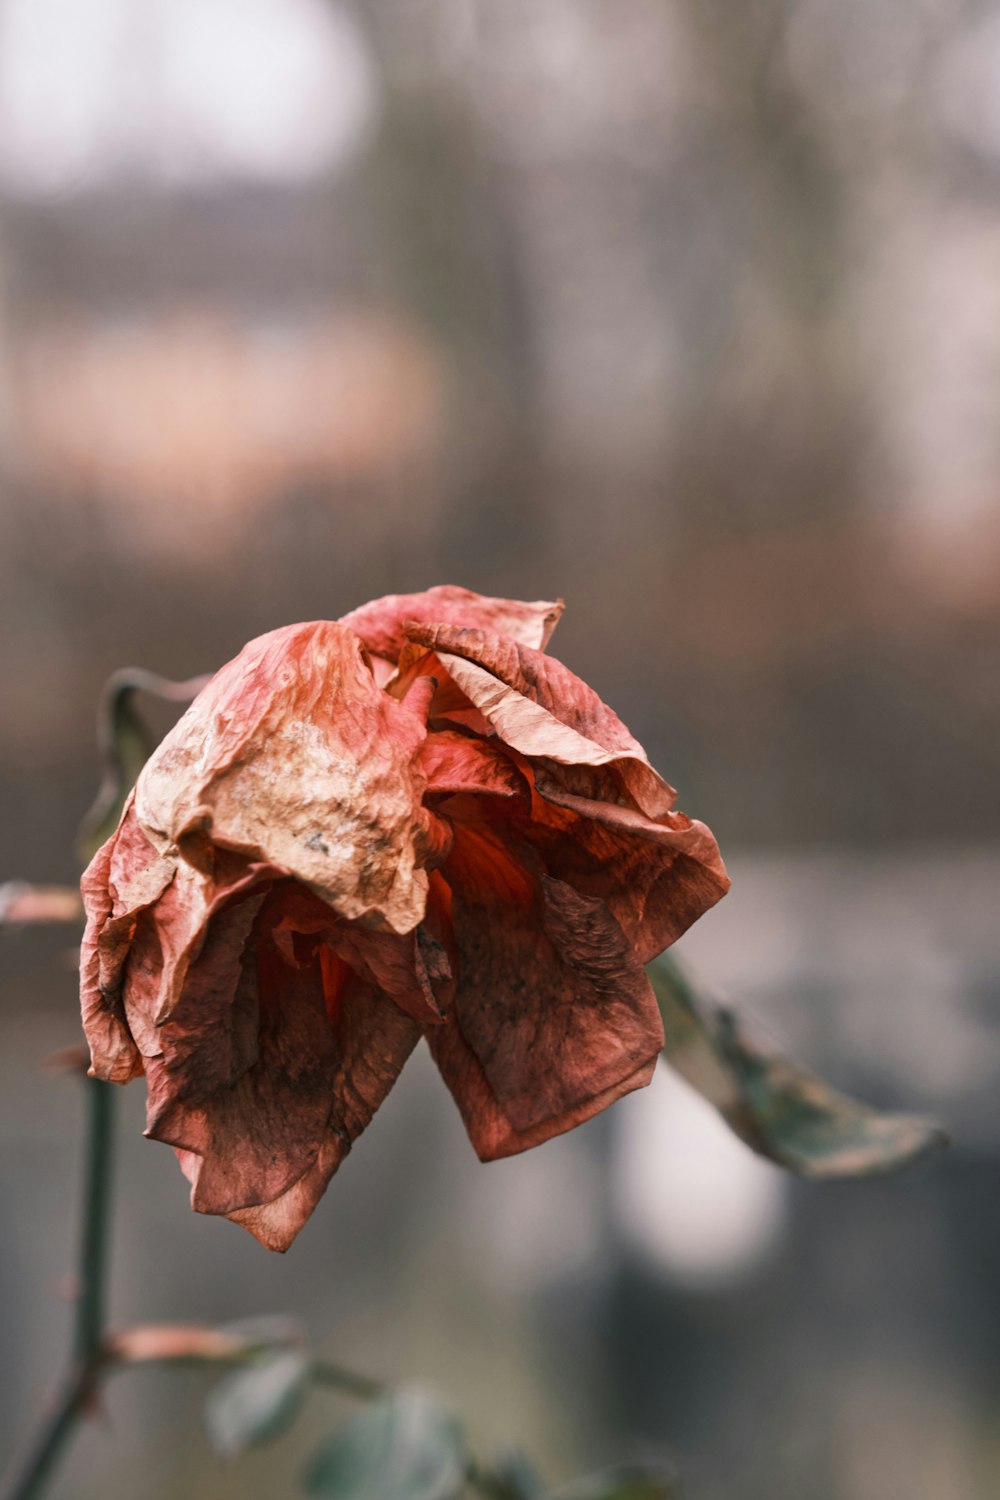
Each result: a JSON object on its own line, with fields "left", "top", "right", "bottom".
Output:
{"left": 0, "top": 4, "right": 998, "bottom": 1499}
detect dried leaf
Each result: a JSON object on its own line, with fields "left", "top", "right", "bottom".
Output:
{"left": 109, "top": 1323, "right": 256, "bottom": 1364}
{"left": 649, "top": 954, "right": 948, "bottom": 1177}
{"left": 108, "top": 1315, "right": 305, "bottom": 1365}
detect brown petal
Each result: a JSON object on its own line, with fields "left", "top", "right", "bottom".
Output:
{"left": 80, "top": 794, "right": 192, "bottom": 1083}
{"left": 215, "top": 1136, "right": 346, "bottom": 1253}
{"left": 429, "top": 822, "right": 664, "bottom": 1150}
{"left": 222, "top": 978, "right": 421, "bottom": 1251}
{"left": 428, "top": 1019, "right": 657, "bottom": 1160}
{"left": 134, "top": 621, "right": 435, "bottom": 935}
{"left": 403, "top": 623, "right": 674, "bottom": 819}
{"left": 145, "top": 934, "right": 342, "bottom": 1217}
{"left": 141, "top": 887, "right": 423, "bottom": 1247}
{"left": 107, "top": 795, "right": 177, "bottom": 915}
{"left": 340, "top": 586, "right": 563, "bottom": 663}
{"left": 136, "top": 887, "right": 267, "bottom": 1090}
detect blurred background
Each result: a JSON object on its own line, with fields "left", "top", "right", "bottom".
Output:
{"left": 1, "top": 1, "right": 998, "bottom": 1496}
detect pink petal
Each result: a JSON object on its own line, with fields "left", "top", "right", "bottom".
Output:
{"left": 420, "top": 731, "right": 527, "bottom": 799}
{"left": 340, "top": 586, "right": 563, "bottom": 663}
{"left": 80, "top": 835, "right": 143, "bottom": 1084}
{"left": 403, "top": 623, "right": 674, "bottom": 819}
{"left": 134, "top": 622, "right": 436, "bottom": 935}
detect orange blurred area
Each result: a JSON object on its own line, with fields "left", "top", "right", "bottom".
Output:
{"left": 4, "top": 306, "right": 447, "bottom": 545}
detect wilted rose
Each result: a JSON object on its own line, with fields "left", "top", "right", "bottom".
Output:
{"left": 81, "top": 587, "right": 728, "bottom": 1250}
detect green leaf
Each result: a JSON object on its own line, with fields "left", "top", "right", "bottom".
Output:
{"left": 205, "top": 1348, "right": 310, "bottom": 1458}
{"left": 488, "top": 1447, "right": 547, "bottom": 1500}
{"left": 303, "top": 1387, "right": 466, "bottom": 1500}
{"left": 649, "top": 954, "right": 947, "bottom": 1177}
{"left": 548, "top": 1466, "right": 680, "bottom": 1500}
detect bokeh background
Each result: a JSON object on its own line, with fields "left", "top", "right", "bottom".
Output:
{"left": 1, "top": 2, "right": 999, "bottom": 1496}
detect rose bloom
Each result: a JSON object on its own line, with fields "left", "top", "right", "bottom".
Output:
{"left": 81, "top": 588, "right": 728, "bottom": 1250}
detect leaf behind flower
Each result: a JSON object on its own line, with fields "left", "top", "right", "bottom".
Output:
{"left": 649, "top": 954, "right": 948, "bottom": 1177}
{"left": 77, "top": 666, "right": 210, "bottom": 861}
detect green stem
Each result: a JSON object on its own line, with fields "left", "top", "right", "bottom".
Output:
{"left": 0, "top": 1079, "right": 115, "bottom": 1500}
{"left": 2, "top": 1075, "right": 503, "bottom": 1499}
{"left": 0, "top": 1368, "right": 95, "bottom": 1500}
{"left": 310, "top": 1361, "right": 383, "bottom": 1401}
{"left": 75, "top": 1079, "right": 114, "bottom": 1366}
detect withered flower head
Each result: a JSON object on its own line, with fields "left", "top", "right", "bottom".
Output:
{"left": 81, "top": 587, "right": 729, "bottom": 1250}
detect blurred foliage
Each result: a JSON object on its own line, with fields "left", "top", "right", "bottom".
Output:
{"left": 205, "top": 1349, "right": 311, "bottom": 1459}
{"left": 302, "top": 1388, "right": 465, "bottom": 1500}
{"left": 193, "top": 1324, "right": 679, "bottom": 1500}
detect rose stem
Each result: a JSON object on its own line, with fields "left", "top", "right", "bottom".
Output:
{"left": 0, "top": 1077, "right": 115, "bottom": 1500}
{"left": 0, "top": 1076, "right": 521, "bottom": 1500}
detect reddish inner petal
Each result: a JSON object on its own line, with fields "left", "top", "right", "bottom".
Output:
{"left": 319, "top": 946, "right": 349, "bottom": 1028}
{"left": 421, "top": 731, "right": 527, "bottom": 800}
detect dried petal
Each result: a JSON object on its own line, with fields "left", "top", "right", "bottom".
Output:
{"left": 509, "top": 762, "right": 730, "bottom": 963}
{"left": 427, "top": 817, "right": 664, "bottom": 1154}
{"left": 145, "top": 922, "right": 338, "bottom": 1216}
{"left": 404, "top": 623, "right": 674, "bottom": 819}
{"left": 135, "top": 621, "right": 435, "bottom": 935}
{"left": 269, "top": 882, "right": 453, "bottom": 1026}
{"left": 428, "top": 1018, "right": 656, "bottom": 1160}
{"left": 341, "top": 586, "right": 563, "bottom": 662}
{"left": 80, "top": 826, "right": 144, "bottom": 1083}
{"left": 78, "top": 589, "right": 728, "bottom": 1247}
{"left": 223, "top": 979, "right": 420, "bottom": 1251}
{"left": 420, "top": 731, "right": 527, "bottom": 800}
